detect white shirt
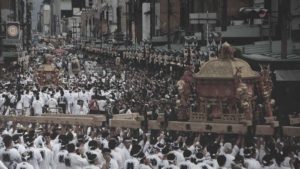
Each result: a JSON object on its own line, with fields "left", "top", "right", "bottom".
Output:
{"left": 220, "top": 144, "right": 240, "bottom": 157}
{"left": 72, "top": 92, "right": 80, "bottom": 105}
{"left": 172, "top": 150, "right": 185, "bottom": 165}
{"left": 147, "top": 154, "right": 162, "bottom": 169}
{"left": 203, "top": 159, "right": 219, "bottom": 169}
{"left": 22, "top": 94, "right": 32, "bottom": 108}
{"left": 83, "top": 164, "right": 100, "bottom": 169}
{"left": 47, "top": 97, "right": 58, "bottom": 108}
{"left": 158, "top": 159, "right": 169, "bottom": 169}
{"left": 0, "top": 160, "right": 7, "bottom": 169}
{"left": 0, "top": 97, "right": 5, "bottom": 108}
{"left": 162, "top": 164, "right": 179, "bottom": 169}
{"left": 121, "top": 147, "right": 131, "bottom": 162}
{"left": 16, "top": 100, "right": 23, "bottom": 110}
{"left": 53, "top": 92, "right": 60, "bottom": 101}
{"left": 15, "top": 162, "right": 34, "bottom": 169}
{"left": 8, "top": 94, "right": 16, "bottom": 104}
{"left": 38, "top": 92, "right": 46, "bottom": 105}
{"left": 80, "top": 92, "right": 90, "bottom": 105}
{"left": 97, "top": 100, "right": 107, "bottom": 112}
{"left": 224, "top": 153, "right": 235, "bottom": 169}
{"left": 52, "top": 141, "right": 61, "bottom": 158}
{"left": 139, "top": 163, "right": 152, "bottom": 169}
{"left": 40, "top": 92, "right": 49, "bottom": 105}
{"left": 107, "top": 158, "right": 118, "bottom": 169}
{"left": 0, "top": 147, "right": 22, "bottom": 168}
{"left": 101, "top": 139, "right": 109, "bottom": 149}
{"left": 73, "top": 104, "right": 89, "bottom": 115}
{"left": 244, "top": 158, "right": 262, "bottom": 169}
{"left": 47, "top": 98, "right": 58, "bottom": 111}
{"left": 38, "top": 147, "right": 54, "bottom": 169}
{"left": 111, "top": 149, "right": 123, "bottom": 169}
{"left": 55, "top": 149, "right": 68, "bottom": 169}
{"left": 65, "top": 152, "right": 88, "bottom": 169}
{"left": 65, "top": 92, "right": 74, "bottom": 105}
{"left": 124, "top": 158, "right": 139, "bottom": 169}
{"left": 32, "top": 100, "right": 44, "bottom": 115}
{"left": 13, "top": 143, "right": 26, "bottom": 155}
{"left": 178, "top": 160, "right": 197, "bottom": 169}
{"left": 195, "top": 162, "right": 214, "bottom": 169}
{"left": 26, "top": 147, "right": 43, "bottom": 169}
{"left": 89, "top": 149, "right": 104, "bottom": 168}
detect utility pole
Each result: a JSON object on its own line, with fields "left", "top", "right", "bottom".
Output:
{"left": 267, "top": 0, "right": 272, "bottom": 55}
{"left": 221, "top": 0, "right": 227, "bottom": 31}
{"left": 280, "top": 0, "right": 290, "bottom": 59}
{"left": 106, "top": 4, "right": 109, "bottom": 36}
{"left": 0, "top": 0, "right": 2, "bottom": 61}
{"left": 128, "top": 0, "right": 132, "bottom": 43}
{"left": 167, "top": 0, "right": 171, "bottom": 49}
{"left": 21, "top": 0, "right": 25, "bottom": 49}
{"left": 100, "top": 11, "right": 103, "bottom": 48}
{"left": 185, "top": 0, "right": 190, "bottom": 34}
{"left": 26, "top": 0, "right": 32, "bottom": 52}
{"left": 50, "top": 0, "right": 54, "bottom": 35}
{"left": 125, "top": 1, "right": 128, "bottom": 46}
{"left": 150, "top": 0, "right": 155, "bottom": 40}
{"left": 90, "top": 18, "right": 92, "bottom": 39}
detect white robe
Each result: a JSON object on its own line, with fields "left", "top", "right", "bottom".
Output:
{"left": 26, "top": 147, "right": 43, "bottom": 169}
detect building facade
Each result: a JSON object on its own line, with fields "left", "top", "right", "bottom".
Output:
{"left": 0, "top": 0, "right": 32, "bottom": 63}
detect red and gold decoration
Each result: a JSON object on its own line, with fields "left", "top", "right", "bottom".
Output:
{"left": 35, "top": 54, "right": 59, "bottom": 86}
{"left": 177, "top": 42, "right": 276, "bottom": 126}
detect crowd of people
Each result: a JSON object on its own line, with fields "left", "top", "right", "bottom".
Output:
{"left": 0, "top": 44, "right": 185, "bottom": 122}
{"left": 0, "top": 122, "right": 300, "bottom": 169}
{"left": 0, "top": 41, "right": 298, "bottom": 169}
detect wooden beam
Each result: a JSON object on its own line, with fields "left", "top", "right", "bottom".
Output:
{"left": 255, "top": 125, "right": 275, "bottom": 136}
{"left": 111, "top": 119, "right": 249, "bottom": 134}
{"left": 109, "top": 119, "right": 141, "bottom": 129}
{"left": 148, "top": 120, "right": 162, "bottom": 130}
{"left": 166, "top": 121, "right": 248, "bottom": 134}
{"left": 282, "top": 126, "right": 300, "bottom": 137}
{"left": 0, "top": 115, "right": 106, "bottom": 126}
{"left": 289, "top": 117, "right": 300, "bottom": 125}
{"left": 264, "top": 117, "right": 279, "bottom": 127}
{"left": 3, "top": 115, "right": 298, "bottom": 136}
{"left": 112, "top": 113, "right": 139, "bottom": 120}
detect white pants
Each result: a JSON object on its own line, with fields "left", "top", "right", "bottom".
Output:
{"left": 24, "top": 107, "right": 31, "bottom": 116}
{"left": 68, "top": 103, "right": 73, "bottom": 114}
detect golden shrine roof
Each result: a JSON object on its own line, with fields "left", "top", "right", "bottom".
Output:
{"left": 37, "top": 64, "right": 57, "bottom": 72}
{"left": 194, "top": 57, "right": 259, "bottom": 79}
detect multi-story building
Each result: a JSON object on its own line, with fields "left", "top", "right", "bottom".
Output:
{"left": 31, "top": 0, "right": 43, "bottom": 33}
{"left": 37, "top": 0, "right": 85, "bottom": 38}
{"left": 0, "top": 0, "right": 31, "bottom": 63}
{"left": 38, "top": 0, "right": 300, "bottom": 48}
{"left": 41, "top": 4, "right": 51, "bottom": 35}
{"left": 80, "top": 0, "right": 177, "bottom": 44}
{"left": 81, "top": 0, "right": 129, "bottom": 42}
